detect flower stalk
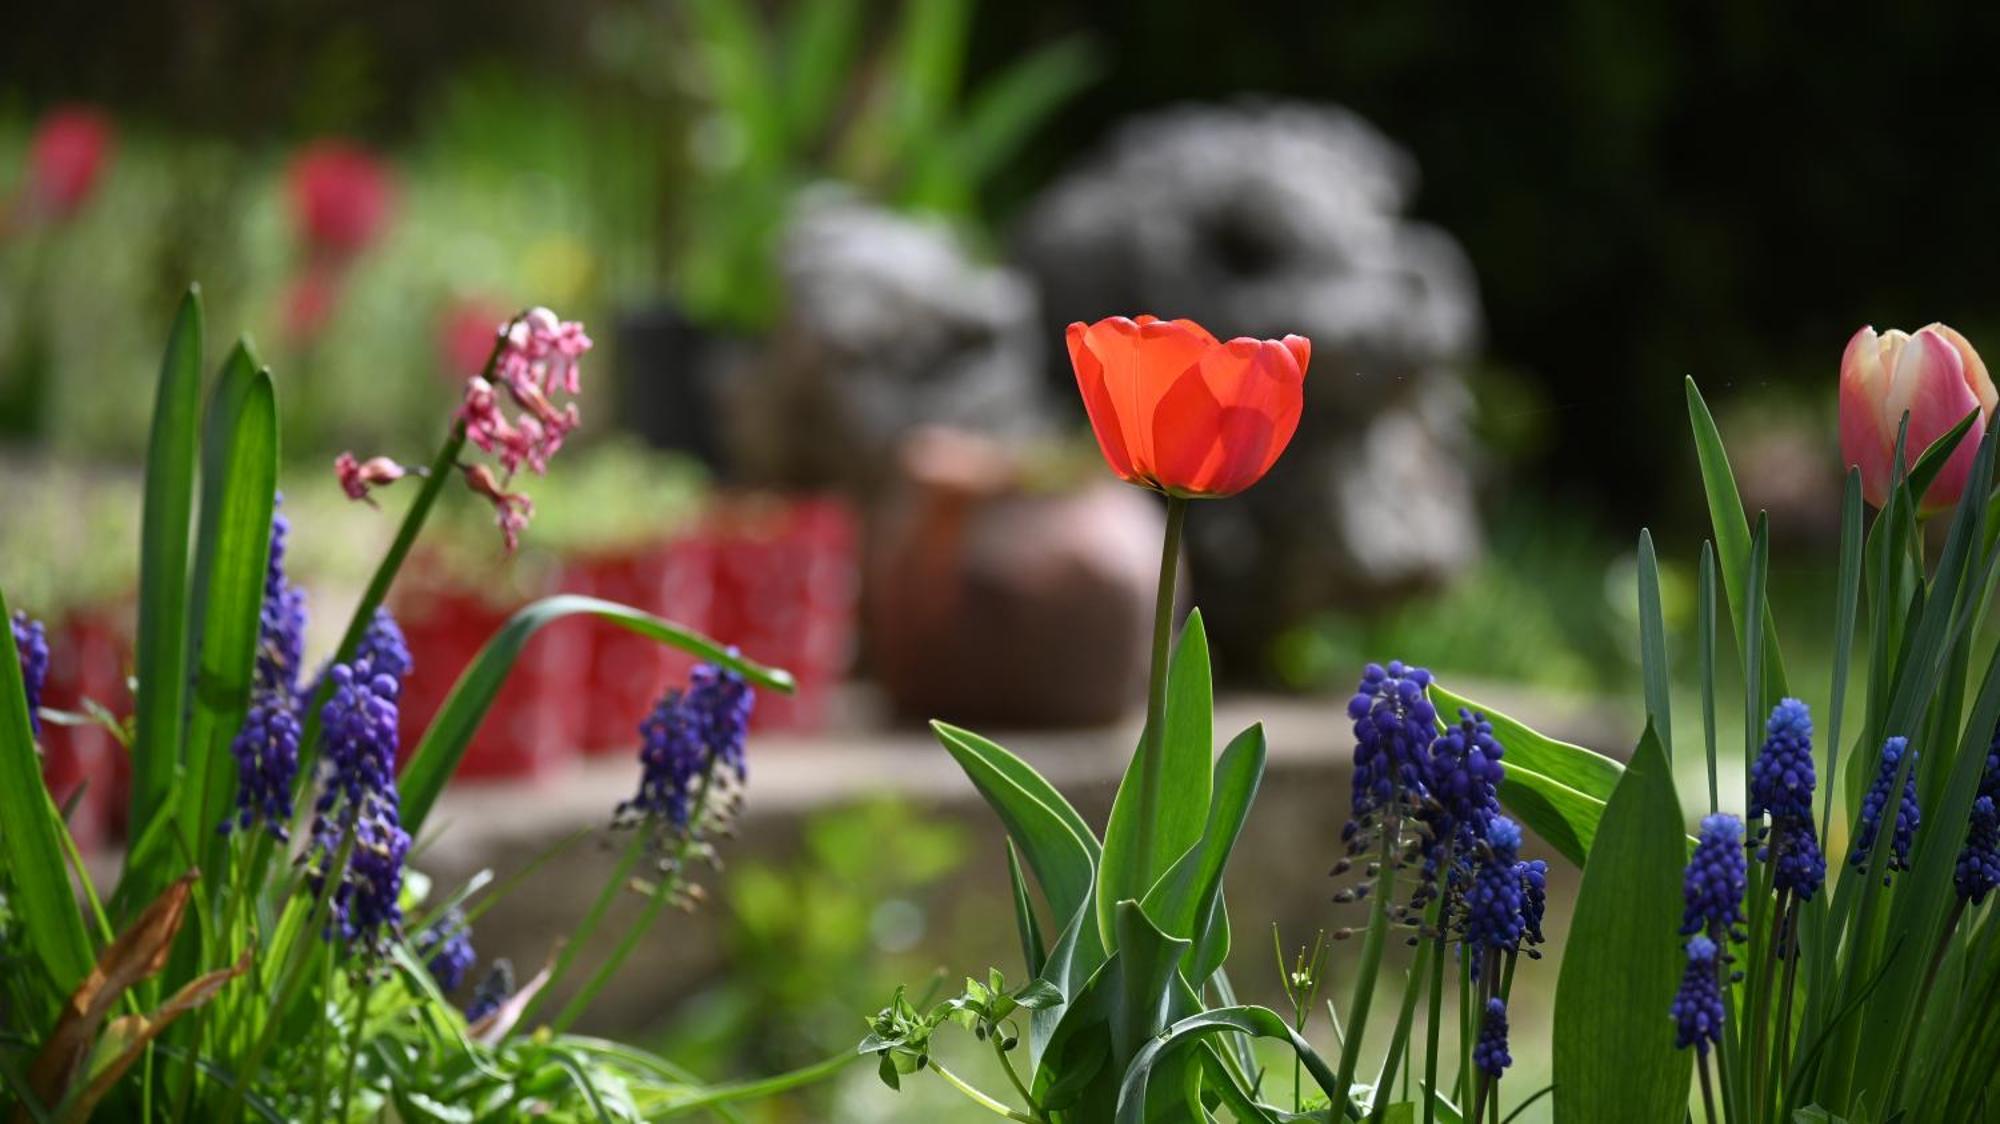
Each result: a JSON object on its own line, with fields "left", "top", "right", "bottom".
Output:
{"left": 1132, "top": 495, "right": 1187, "bottom": 876}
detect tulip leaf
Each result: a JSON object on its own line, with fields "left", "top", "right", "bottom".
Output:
{"left": 1637, "top": 528, "right": 1673, "bottom": 758}
{"left": 1685, "top": 377, "right": 1790, "bottom": 700}
{"left": 1428, "top": 682, "right": 1623, "bottom": 802}
{"left": 1098, "top": 610, "right": 1213, "bottom": 949}
{"left": 1140, "top": 723, "right": 1265, "bottom": 979}
{"left": 1551, "top": 721, "right": 1691, "bottom": 1124}
{"left": 1034, "top": 901, "right": 1196, "bottom": 1122}
{"left": 1114, "top": 1005, "right": 1339, "bottom": 1124}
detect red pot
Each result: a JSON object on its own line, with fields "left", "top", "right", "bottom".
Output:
{"left": 705, "top": 495, "right": 857, "bottom": 731}
{"left": 40, "top": 607, "right": 133, "bottom": 849}
{"left": 557, "top": 537, "right": 715, "bottom": 755}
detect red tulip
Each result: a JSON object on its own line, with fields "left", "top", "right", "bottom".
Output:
{"left": 1066, "top": 315, "right": 1309, "bottom": 498}
{"left": 287, "top": 141, "right": 394, "bottom": 260}
{"left": 25, "top": 106, "right": 114, "bottom": 221}
{"left": 1839, "top": 323, "right": 1997, "bottom": 512}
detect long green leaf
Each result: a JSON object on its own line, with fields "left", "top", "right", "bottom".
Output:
{"left": 1035, "top": 901, "right": 1196, "bottom": 1121}
{"left": 1114, "top": 1005, "right": 1339, "bottom": 1124}
{"left": 1007, "top": 841, "right": 1049, "bottom": 980}
{"left": 129, "top": 286, "right": 205, "bottom": 846}
{"left": 1636, "top": 529, "right": 1673, "bottom": 759}
{"left": 181, "top": 364, "right": 277, "bottom": 882}
{"left": 1142, "top": 723, "right": 1265, "bottom": 979}
{"left": 1685, "top": 377, "right": 1790, "bottom": 699}
{"left": 399, "top": 595, "right": 793, "bottom": 835}
{"left": 781, "top": 0, "right": 864, "bottom": 145}
{"left": 1429, "top": 683, "right": 1622, "bottom": 801}
{"left": 1822, "top": 471, "right": 1863, "bottom": 844}
{"left": 933, "top": 721, "right": 1099, "bottom": 937}
{"left": 1698, "top": 541, "right": 1719, "bottom": 814}
{"left": 1550, "top": 722, "right": 1691, "bottom": 1123}
{"left": 1496, "top": 763, "right": 1604, "bottom": 870}
{"left": 0, "top": 586, "right": 94, "bottom": 1001}
{"left": 1099, "top": 610, "right": 1213, "bottom": 948}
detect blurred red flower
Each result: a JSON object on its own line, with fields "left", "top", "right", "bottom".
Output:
{"left": 287, "top": 141, "right": 394, "bottom": 260}
{"left": 438, "top": 298, "right": 506, "bottom": 381}
{"left": 1066, "top": 314, "right": 1309, "bottom": 499}
{"left": 26, "top": 106, "right": 114, "bottom": 221}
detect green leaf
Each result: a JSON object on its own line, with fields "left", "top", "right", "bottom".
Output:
{"left": 0, "top": 586, "right": 95, "bottom": 1002}
{"left": 179, "top": 359, "right": 277, "bottom": 883}
{"left": 1698, "top": 541, "right": 1719, "bottom": 815}
{"left": 1007, "top": 841, "right": 1049, "bottom": 980}
{"left": 781, "top": 0, "right": 864, "bottom": 145}
{"left": 1636, "top": 529, "right": 1673, "bottom": 759}
{"left": 1036, "top": 901, "right": 1196, "bottom": 1121}
{"left": 1140, "top": 723, "right": 1265, "bottom": 980}
{"left": 1551, "top": 721, "right": 1692, "bottom": 1123}
{"left": 1495, "top": 763, "right": 1604, "bottom": 870}
{"left": 685, "top": 0, "right": 784, "bottom": 170}
{"left": 1685, "top": 377, "right": 1790, "bottom": 699}
{"left": 1113, "top": 1005, "right": 1339, "bottom": 1124}
{"left": 128, "top": 286, "right": 205, "bottom": 846}
{"left": 399, "top": 595, "right": 793, "bottom": 835}
{"left": 911, "top": 36, "right": 1097, "bottom": 210}
{"left": 933, "top": 721, "right": 1099, "bottom": 938}
{"left": 1098, "top": 610, "right": 1214, "bottom": 948}
{"left": 1429, "top": 682, "right": 1623, "bottom": 802}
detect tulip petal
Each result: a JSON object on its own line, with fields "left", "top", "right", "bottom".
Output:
{"left": 1929, "top": 322, "right": 1998, "bottom": 415}
{"left": 1151, "top": 365, "right": 1226, "bottom": 493}
{"left": 1067, "top": 321, "right": 1138, "bottom": 482}
{"left": 1081, "top": 316, "right": 1213, "bottom": 482}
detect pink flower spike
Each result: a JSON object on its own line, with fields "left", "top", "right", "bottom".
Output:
{"left": 461, "top": 463, "right": 534, "bottom": 552}
{"left": 335, "top": 452, "right": 413, "bottom": 506}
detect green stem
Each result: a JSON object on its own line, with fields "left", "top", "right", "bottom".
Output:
{"left": 1885, "top": 897, "right": 1966, "bottom": 1110}
{"left": 1423, "top": 929, "right": 1447, "bottom": 1124}
{"left": 931, "top": 1061, "right": 1038, "bottom": 1123}
{"left": 1368, "top": 907, "right": 1436, "bottom": 1124}
{"left": 1748, "top": 884, "right": 1788, "bottom": 1112}
{"left": 521, "top": 831, "right": 647, "bottom": 1029}
{"left": 1457, "top": 953, "right": 1473, "bottom": 1107}
{"left": 992, "top": 1030, "right": 1042, "bottom": 1121}
{"left": 1334, "top": 822, "right": 1400, "bottom": 1112}
{"left": 1768, "top": 898, "right": 1800, "bottom": 1120}
{"left": 340, "top": 974, "right": 369, "bottom": 1115}
{"left": 1131, "top": 496, "right": 1187, "bottom": 880}
{"left": 1699, "top": 1052, "right": 1720, "bottom": 1124}
{"left": 637, "top": 1051, "right": 857, "bottom": 1119}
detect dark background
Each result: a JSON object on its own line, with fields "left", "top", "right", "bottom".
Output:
{"left": 6, "top": 0, "right": 1993, "bottom": 523}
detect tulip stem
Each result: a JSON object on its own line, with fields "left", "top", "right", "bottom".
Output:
{"left": 1132, "top": 495, "right": 1188, "bottom": 883}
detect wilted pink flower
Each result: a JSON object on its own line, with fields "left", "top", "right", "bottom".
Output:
{"left": 335, "top": 452, "right": 413, "bottom": 505}
{"left": 462, "top": 463, "right": 535, "bottom": 552}
{"left": 288, "top": 141, "right": 394, "bottom": 260}
{"left": 457, "top": 308, "right": 590, "bottom": 478}
{"left": 1840, "top": 323, "right": 1997, "bottom": 513}
{"left": 25, "top": 106, "right": 114, "bottom": 221}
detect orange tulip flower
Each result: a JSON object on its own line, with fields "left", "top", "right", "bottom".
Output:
{"left": 1066, "top": 315, "right": 1310, "bottom": 498}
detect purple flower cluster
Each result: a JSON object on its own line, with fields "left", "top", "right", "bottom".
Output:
{"left": 306, "top": 655, "right": 412, "bottom": 954}
{"left": 1672, "top": 935, "right": 1726, "bottom": 1055}
{"left": 226, "top": 508, "right": 309, "bottom": 840}
{"left": 615, "top": 661, "right": 756, "bottom": 840}
{"left": 353, "top": 606, "right": 411, "bottom": 683}
{"left": 1426, "top": 708, "right": 1507, "bottom": 861}
{"left": 466, "top": 958, "right": 514, "bottom": 1023}
{"left": 1681, "top": 813, "right": 1748, "bottom": 941}
{"left": 1474, "top": 997, "right": 1511, "bottom": 1078}
{"left": 1516, "top": 857, "right": 1549, "bottom": 948}
{"left": 414, "top": 908, "right": 477, "bottom": 992}
{"left": 1957, "top": 742, "right": 2000, "bottom": 904}
{"left": 10, "top": 610, "right": 47, "bottom": 737}
{"left": 1850, "top": 736, "right": 1920, "bottom": 877}
{"left": 1345, "top": 661, "right": 1438, "bottom": 828}
{"left": 1464, "top": 817, "right": 1528, "bottom": 969}
{"left": 1748, "top": 699, "right": 1827, "bottom": 902}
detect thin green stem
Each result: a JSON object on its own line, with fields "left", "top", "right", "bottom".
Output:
{"left": 1699, "top": 1051, "right": 1720, "bottom": 1124}
{"left": 1423, "top": 928, "right": 1447, "bottom": 1124}
{"left": 1769, "top": 899, "right": 1800, "bottom": 1121}
{"left": 1368, "top": 911, "right": 1435, "bottom": 1124}
{"left": 992, "top": 1031, "right": 1042, "bottom": 1121}
{"left": 1131, "top": 496, "right": 1187, "bottom": 879}
{"left": 340, "top": 974, "right": 369, "bottom": 1116}
{"left": 930, "top": 1061, "right": 1038, "bottom": 1123}
{"left": 1334, "top": 823, "right": 1400, "bottom": 1112}
{"left": 521, "top": 831, "right": 646, "bottom": 1028}
{"left": 1457, "top": 953, "right": 1473, "bottom": 1107}
{"left": 1748, "top": 884, "right": 1789, "bottom": 1113}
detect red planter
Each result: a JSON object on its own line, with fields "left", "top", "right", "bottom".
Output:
{"left": 39, "top": 608, "right": 133, "bottom": 849}
{"left": 705, "top": 496, "right": 857, "bottom": 732}
{"left": 558, "top": 537, "right": 715, "bottom": 755}
{"left": 391, "top": 577, "right": 588, "bottom": 782}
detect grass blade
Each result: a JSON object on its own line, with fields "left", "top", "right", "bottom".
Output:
{"left": 1699, "top": 541, "right": 1719, "bottom": 814}
{"left": 1820, "top": 470, "right": 1863, "bottom": 846}
{"left": 1637, "top": 529, "right": 1673, "bottom": 759}
{"left": 1686, "top": 377, "right": 1789, "bottom": 698}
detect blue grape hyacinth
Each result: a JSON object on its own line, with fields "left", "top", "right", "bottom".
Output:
{"left": 616, "top": 661, "right": 756, "bottom": 846}
{"left": 414, "top": 908, "right": 477, "bottom": 992}
{"left": 1475, "top": 997, "right": 1512, "bottom": 1078}
{"left": 225, "top": 507, "right": 310, "bottom": 840}
{"left": 1464, "top": 817, "right": 1527, "bottom": 971}
{"left": 1956, "top": 742, "right": 2000, "bottom": 904}
{"left": 1749, "top": 698, "right": 1816, "bottom": 822}
{"left": 1681, "top": 813, "right": 1748, "bottom": 941}
{"left": 1850, "top": 736, "right": 1920, "bottom": 877}
{"left": 1345, "top": 661, "right": 1437, "bottom": 830}
{"left": 1516, "top": 858, "right": 1549, "bottom": 949}
{"left": 1773, "top": 823, "right": 1826, "bottom": 901}
{"left": 10, "top": 610, "right": 47, "bottom": 737}
{"left": 353, "top": 605, "right": 412, "bottom": 683}
{"left": 306, "top": 655, "right": 412, "bottom": 955}
{"left": 1672, "top": 934, "right": 1726, "bottom": 1055}
{"left": 1422, "top": 708, "right": 1506, "bottom": 875}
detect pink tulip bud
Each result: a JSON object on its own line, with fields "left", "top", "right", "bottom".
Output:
{"left": 1839, "top": 323, "right": 1997, "bottom": 512}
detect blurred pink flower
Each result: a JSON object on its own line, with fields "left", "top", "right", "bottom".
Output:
{"left": 462, "top": 463, "right": 534, "bottom": 552}
{"left": 25, "top": 106, "right": 114, "bottom": 221}
{"left": 288, "top": 141, "right": 394, "bottom": 260}
{"left": 438, "top": 299, "right": 507, "bottom": 381}
{"left": 335, "top": 452, "right": 412, "bottom": 505}
{"left": 282, "top": 265, "right": 342, "bottom": 345}
{"left": 1840, "top": 323, "right": 1997, "bottom": 513}
{"left": 457, "top": 308, "right": 590, "bottom": 478}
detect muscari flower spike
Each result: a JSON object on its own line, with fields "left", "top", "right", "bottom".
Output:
{"left": 1345, "top": 661, "right": 1437, "bottom": 833}
{"left": 11, "top": 610, "right": 48, "bottom": 737}
{"left": 1850, "top": 736, "right": 1920, "bottom": 877}
{"left": 1672, "top": 934, "right": 1726, "bottom": 1055}
{"left": 1956, "top": 739, "right": 2000, "bottom": 904}
{"left": 1749, "top": 698, "right": 1816, "bottom": 823}
{"left": 414, "top": 907, "right": 477, "bottom": 993}
{"left": 1773, "top": 823, "right": 1826, "bottom": 901}
{"left": 1474, "top": 997, "right": 1512, "bottom": 1078}
{"left": 225, "top": 505, "right": 309, "bottom": 840}
{"left": 1425, "top": 707, "right": 1506, "bottom": 859}
{"left": 306, "top": 649, "right": 412, "bottom": 956}
{"left": 615, "top": 661, "right": 756, "bottom": 849}
{"left": 1681, "top": 813, "right": 1748, "bottom": 941}
{"left": 1463, "top": 816, "right": 1527, "bottom": 973}
{"left": 467, "top": 958, "right": 513, "bottom": 1024}
{"left": 1516, "top": 857, "right": 1549, "bottom": 949}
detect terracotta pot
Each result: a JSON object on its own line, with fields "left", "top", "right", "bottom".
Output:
{"left": 867, "top": 431, "right": 1162, "bottom": 728}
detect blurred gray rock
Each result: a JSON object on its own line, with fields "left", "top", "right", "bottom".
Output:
{"left": 723, "top": 191, "right": 1049, "bottom": 492}
{"left": 1016, "top": 100, "right": 1485, "bottom": 668}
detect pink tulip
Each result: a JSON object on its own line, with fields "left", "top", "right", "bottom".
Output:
{"left": 1839, "top": 323, "right": 1997, "bottom": 512}
{"left": 25, "top": 106, "right": 114, "bottom": 221}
